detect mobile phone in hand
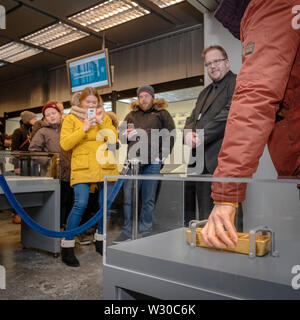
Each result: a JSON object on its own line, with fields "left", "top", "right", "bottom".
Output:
{"left": 87, "top": 108, "right": 96, "bottom": 126}
{"left": 87, "top": 108, "right": 96, "bottom": 119}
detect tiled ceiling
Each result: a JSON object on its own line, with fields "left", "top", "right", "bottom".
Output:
{"left": 0, "top": 0, "right": 203, "bottom": 83}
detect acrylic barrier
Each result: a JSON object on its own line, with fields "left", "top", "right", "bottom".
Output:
{"left": 0, "top": 151, "right": 60, "bottom": 179}
{"left": 102, "top": 175, "right": 300, "bottom": 300}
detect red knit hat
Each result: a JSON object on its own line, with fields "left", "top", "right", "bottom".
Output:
{"left": 42, "top": 102, "right": 61, "bottom": 117}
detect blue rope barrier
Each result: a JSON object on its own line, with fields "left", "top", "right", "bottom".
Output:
{"left": 0, "top": 174, "right": 124, "bottom": 238}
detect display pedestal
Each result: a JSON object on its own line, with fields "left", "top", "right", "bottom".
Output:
{"left": 104, "top": 228, "right": 300, "bottom": 300}
{"left": 0, "top": 177, "right": 60, "bottom": 255}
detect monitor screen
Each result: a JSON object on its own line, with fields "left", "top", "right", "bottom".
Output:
{"left": 66, "top": 49, "right": 111, "bottom": 93}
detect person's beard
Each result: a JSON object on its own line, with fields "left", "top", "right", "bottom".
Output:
{"left": 140, "top": 100, "right": 153, "bottom": 111}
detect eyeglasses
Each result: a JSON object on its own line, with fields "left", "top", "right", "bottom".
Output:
{"left": 204, "top": 58, "right": 226, "bottom": 68}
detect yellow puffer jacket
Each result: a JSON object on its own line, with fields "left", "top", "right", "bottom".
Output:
{"left": 60, "top": 114, "right": 119, "bottom": 187}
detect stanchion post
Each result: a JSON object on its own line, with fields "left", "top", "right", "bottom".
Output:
{"left": 130, "top": 159, "right": 140, "bottom": 240}
{"left": 103, "top": 177, "right": 107, "bottom": 264}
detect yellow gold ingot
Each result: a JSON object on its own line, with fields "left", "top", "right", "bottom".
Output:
{"left": 186, "top": 228, "right": 271, "bottom": 256}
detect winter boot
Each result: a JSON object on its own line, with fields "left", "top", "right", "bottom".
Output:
{"left": 61, "top": 239, "right": 80, "bottom": 267}
{"left": 94, "top": 232, "right": 103, "bottom": 256}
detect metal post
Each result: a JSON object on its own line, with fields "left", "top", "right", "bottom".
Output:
{"left": 103, "top": 177, "right": 107, "bottom": 264}
{"left": 130, "top": 159, "right": 140, "bottom": 240}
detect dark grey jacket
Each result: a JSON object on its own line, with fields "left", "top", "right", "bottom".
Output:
{"left": 184, "top": 71, "right": 237, "bottom": 174}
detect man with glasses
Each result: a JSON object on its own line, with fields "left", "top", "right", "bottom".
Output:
{"left": 184, "top": 45, "right": 239, "bottom": 224}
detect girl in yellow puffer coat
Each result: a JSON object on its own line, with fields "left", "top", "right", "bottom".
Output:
{"left": 60, "top": 87, "right": 118, "bottom": 267}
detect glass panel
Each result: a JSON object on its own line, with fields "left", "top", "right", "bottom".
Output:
{"left": 103, "top": 175, "right": 186, "bottom": 264}
{"left": 103, "top": 175, "right": 300, "bottom": 299}
{"left": 0, "top": 151, "right": 59, "bottom": 179}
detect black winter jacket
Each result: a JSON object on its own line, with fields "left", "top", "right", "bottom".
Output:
{"left": 122, "top": 99, "right": 175, "bottom": 164}
{"left": 11, "top": 122, "right": 33, "bottom": 151}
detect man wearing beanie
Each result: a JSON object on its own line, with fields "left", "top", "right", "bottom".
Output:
{"left": 115, "top": 85, "right": 175, "bottom": 242}
{"left": 12, "top": 110, "right": 37, "bottom": 152}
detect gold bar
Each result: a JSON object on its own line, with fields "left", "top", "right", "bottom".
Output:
{"left": 186, "top": 228, "right": 271, "bottom": 256}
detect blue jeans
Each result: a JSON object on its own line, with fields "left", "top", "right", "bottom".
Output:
{"left": 123, "top": 163, "right": 162, "bottom": 236}
{"left": 65, "top": 182, "right": 114, "bottom": 240}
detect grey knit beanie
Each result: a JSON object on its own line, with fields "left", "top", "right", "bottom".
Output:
{"left": 20, "top": 111, "right": 36, "bottom": 124}
{"left": 137, "top": 85, "right": 155, "bottom": 98}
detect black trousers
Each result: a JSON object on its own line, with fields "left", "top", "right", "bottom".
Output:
{"left": 60, "top": 180, "right": 74, "bottom": 228}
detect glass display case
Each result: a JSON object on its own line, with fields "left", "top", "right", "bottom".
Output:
{"left": 0, "top": 151, "right": 59, "bottom": 179}
{"left": 103, "top": 174, "right": 300, "bottom": 300}
{"left": 0, "top": 151, "right": 61, "bottom": 255}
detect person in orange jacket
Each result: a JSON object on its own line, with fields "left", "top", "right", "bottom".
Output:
{"left": 201, "top": 0, "right": 300, "bottom": 249}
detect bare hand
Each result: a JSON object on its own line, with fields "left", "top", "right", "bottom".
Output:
{"left": 123, "top": 128, "right": 138, "bottom": 139}
{"left": 201, "top": 204, "right": 238, "bottom": 249}
{"left": 185, "top": 132, "right": 201, "bottom": 149}
{"left": 84, "top": 116, "right": 97, "bottom": 132}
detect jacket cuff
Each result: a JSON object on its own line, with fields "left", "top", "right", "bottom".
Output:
{"left": 213, "top": 201, "right": 238, "bottom": 208}
{"left": 211, "top": 181, "right": 247, "bottom": 203}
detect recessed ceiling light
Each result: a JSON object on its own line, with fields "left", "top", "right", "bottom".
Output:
{"left": 0, "top": 42, "right": 42, "bottom": 63}
{"left": 69, "top": 0, "right": 150, "bottom": 32}
{"left": 148, "top": 0, "right": 185, "bottom": 8}
{"left": 21, "top": 22, "right": 89, "bottom": 50}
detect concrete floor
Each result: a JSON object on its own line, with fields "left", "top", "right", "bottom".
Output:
{"left": 0, "top": 210, "right": 122, "bottom": 300}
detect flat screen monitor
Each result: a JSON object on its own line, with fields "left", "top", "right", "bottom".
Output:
{"left": 66, "top": 49, "right": 111, "bottom": 93}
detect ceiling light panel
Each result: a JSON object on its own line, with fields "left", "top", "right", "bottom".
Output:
{"left": 69, "top": 0, "right": 150, "bottom": 32}
{"left": 0, "top": 42, "right": 42, "bottom": 63}
{"left": 148, "top": 0, "right": 185, "bottom": 8}
{"left": 21, "top": 22, "right": 89, "bottom": 50}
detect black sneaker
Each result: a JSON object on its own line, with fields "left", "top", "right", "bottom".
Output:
{"left": 114, "top": 232, "right": 130, "bottom": 244}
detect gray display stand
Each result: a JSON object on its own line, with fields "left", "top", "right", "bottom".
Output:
{"left": 103, "top": 228, "right": 300, "bottom": 300}
{"left": 0, "top": 177, "right": 60, "bottom": 256}
{"left": 103, "top": 173, "right": 300, "bottom": 300}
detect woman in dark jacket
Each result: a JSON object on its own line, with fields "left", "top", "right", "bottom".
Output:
{"left": 29, "top": 102, "right": 72, "bottom": 229}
